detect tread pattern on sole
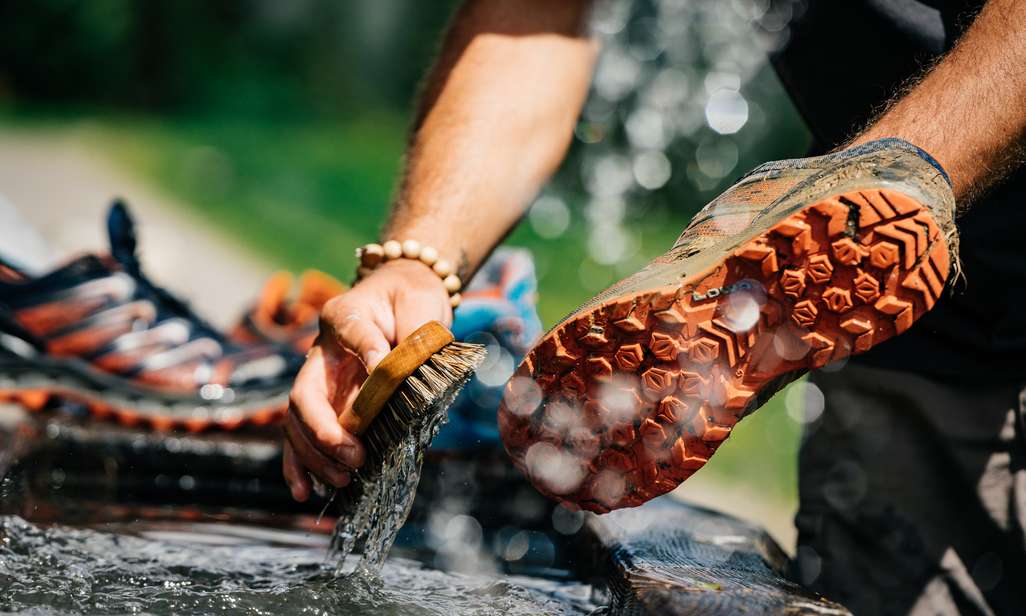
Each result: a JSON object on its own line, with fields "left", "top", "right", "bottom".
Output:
{"left": 499, "top": 188, "right": 949, "bottom": 512}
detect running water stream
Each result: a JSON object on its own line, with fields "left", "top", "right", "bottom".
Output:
{"left": 327, "top": 384, "right": 457, "bottom": 576}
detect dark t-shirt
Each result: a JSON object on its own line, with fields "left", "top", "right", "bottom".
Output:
{"left": 771, "top": 0, "right": 1026, "bottom": 383}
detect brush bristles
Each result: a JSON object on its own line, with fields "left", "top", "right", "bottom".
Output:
{"left": 337, "top": 341, "right": 488, "bottom": 509}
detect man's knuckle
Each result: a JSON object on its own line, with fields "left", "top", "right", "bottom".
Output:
{"left": 319, "top": 294, "right": 350, "bottom": 322}
{"left": 314, "top": 427, "right": 338, "bottom": 447}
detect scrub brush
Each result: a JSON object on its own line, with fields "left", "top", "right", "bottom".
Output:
{"left": 329, "top": 320, "right": 486, "bottom": 572}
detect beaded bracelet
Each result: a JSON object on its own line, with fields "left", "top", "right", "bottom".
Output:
{"left": 355, "top": 240, "right": 463, "bottom": 308}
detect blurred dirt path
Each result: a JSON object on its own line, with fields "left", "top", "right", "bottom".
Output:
{"left": 0, "top": 128, "right": 274, "bottom": 327}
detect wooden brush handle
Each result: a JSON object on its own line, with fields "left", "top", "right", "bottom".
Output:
{"left": 337, "top": 321, "right": 454, "bottom": 435}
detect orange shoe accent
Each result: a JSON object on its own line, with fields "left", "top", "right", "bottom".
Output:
{"left": 499, "top": 188, "right": 950, "bottom": 512}
{"left": 16, "top": 389, "right": 51, "bottom": 411}
{"left": 230, "top": 271, "right": 295, "bottom": 344}
{"left": 256, "top": 271, "right": 296, "bottom": 321}
{"left": 231, "top": 269, "right": 347, "bottom": 351}
{"left": 296, "top": 270, "right": 346, "bottom": 315}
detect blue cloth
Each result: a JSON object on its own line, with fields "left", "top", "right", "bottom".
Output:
{"left": 432, "top": 248, "right": 543, "bottom": 450}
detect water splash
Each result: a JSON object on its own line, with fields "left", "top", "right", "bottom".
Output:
{"left": 328, "top": 387, "right": 455, "bottom": 577}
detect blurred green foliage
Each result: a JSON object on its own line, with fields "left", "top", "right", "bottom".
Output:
{"left": 0, "top": 0, "right": 459, "bottom": 116}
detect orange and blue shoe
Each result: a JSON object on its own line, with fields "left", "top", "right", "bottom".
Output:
{"left": 0, "top": 201, "right": 301, "bottom": 431}
{"left": 499, "top": 138, "right": 959, "bottom": 512}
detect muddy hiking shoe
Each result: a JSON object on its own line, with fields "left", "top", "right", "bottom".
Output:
{"left": 0, "top": 201, "right": 301, "bottom": 432}
{"left": 499, "top": 138, "right": 958, "bottom": 512}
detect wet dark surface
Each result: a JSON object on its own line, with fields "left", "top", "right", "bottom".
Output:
{"left": 588, "top": 500, "right": 849, "bottom": 615}
{"left": 0, "top": 516, "right": 597, "bottom": 615}
{"left": 0, "top": 409, "right": 600, "bottom": 615}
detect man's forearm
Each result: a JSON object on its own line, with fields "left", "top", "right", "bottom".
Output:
{"left": 851, "top": 0, "right": 1026, "bottom": 205}
{"left": 383, "top": 0, "right": 598, "bottom": 281}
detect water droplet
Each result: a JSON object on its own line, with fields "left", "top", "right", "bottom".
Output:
{"left": 705, "top": 89, "right": 749, "bottom": 134}
{"left": 696, "top": 138, "right": 740, "bottom": 179}
{"left": 796, "top": 545, "right": 822, "bottom": 586}
{"left": 633, "top": 150, "right": 673, "bottom": 190}
{"left": 505, "top": 377, "right": 542, "bottom": 417}
{"left": 722, "top": 291, "right": 760, "bottom": 333}
{"left": 591, "top": 470, "right": 627, "bottom": 507}
{"left": 503, "top": 531, "right": 531, "bottom": 561}
{"left": 528, "top": 195, "right": 571, "bottom": 239}
{"left": 785, "top": 381, "right": 825, "bottom": 424}
{"left": 588, "top": 223, "right": 638, "bottom": 265}
{"left": 525, "top": 442, "right": 586, "bottom": 496}
{"left": 551, "top": 505, "right": 586, "bottom": 535}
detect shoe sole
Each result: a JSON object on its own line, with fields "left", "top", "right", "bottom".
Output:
{"left": 0, "top": 365, "right": 286, "bottom": 432}
{"left": 499, "top": 188, "right": 949, "bottom": 512}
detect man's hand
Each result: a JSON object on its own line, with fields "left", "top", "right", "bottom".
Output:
{"left": 282, "top": 0, "right": 597, "bottom": 500}
{"left": 282, "top": 259, "right": 452, "bottom": 502}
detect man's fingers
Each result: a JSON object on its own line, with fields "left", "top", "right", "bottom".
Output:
{"left": 328, "top": 306, "right": 391, "bottom": 371}
{"left": 282, "top": 441, "right": 311, "bottom": 502}
{"left": 284, "top": 412, "right": 353, "bottom": 488}
{"left": 283, "top": 269, "right": 453, "bottom": 499}
{"left": 288, "top": 355, "right": 365, "bottom": 468}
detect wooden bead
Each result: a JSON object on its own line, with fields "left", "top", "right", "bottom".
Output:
{"left": 355, "top": 241, "right": 462, "bottom": 306}
{"left": 443, "top": 274, "right": 462, "bottom": 293}
{"left": 419, "top": 245, "right": 439, "bottom": 267}
{"left": 383, "top": 240, "right": 402, "bottom": 260}
{"left": 433, "top": 259, "right": 453, "bottom": 277}
{"left": 359, "top": 243, "right": 384, "bottom": 268}
{"left": 401, "top": 239, "right": 421, "bottom": 259}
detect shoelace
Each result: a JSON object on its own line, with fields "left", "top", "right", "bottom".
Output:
{"left": 107, "top": 200, "right": 231, "bottom": 347}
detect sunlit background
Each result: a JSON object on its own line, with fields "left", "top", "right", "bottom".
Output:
{"left": 0, "top": 0, "right": 814, "bottom": 548}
